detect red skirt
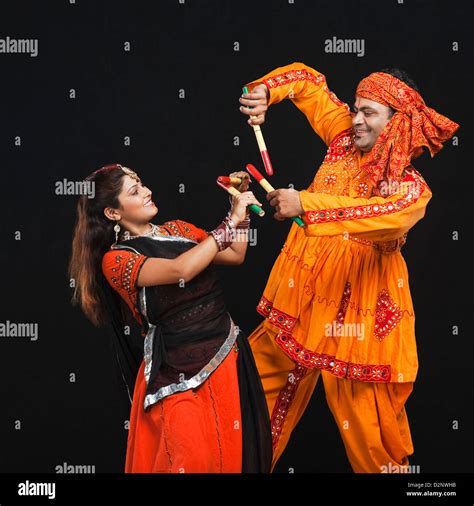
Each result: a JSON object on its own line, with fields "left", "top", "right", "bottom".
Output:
{"left": 125, "top": 345, "right": 243, "bottom": 473}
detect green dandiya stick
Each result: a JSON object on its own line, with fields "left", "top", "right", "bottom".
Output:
{"left": 295, "top": 217, "right": 305, "bottom": 227}
{"left": 249, "top": 204, "right": 265, "bottom": 217}
{"left": 293, "top": 216, "right": 305, "bottom": 227}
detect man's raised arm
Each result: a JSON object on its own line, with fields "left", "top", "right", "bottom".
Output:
{"left": 240, "top": 62, "right": 353, "bottom": 146}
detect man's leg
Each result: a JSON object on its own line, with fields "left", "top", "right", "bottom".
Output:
{"left": 322, "top": 370, "right": 414, "bottom": 473}
{"left": 248, "top": 322, "right": 320, "bottom": 470}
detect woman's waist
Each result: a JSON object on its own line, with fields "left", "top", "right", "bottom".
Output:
{"left": 159, "top": 307, "right": 232, "bottom": 348}
{"left": 144, "top": 288, "right": 227, "bottom": 326}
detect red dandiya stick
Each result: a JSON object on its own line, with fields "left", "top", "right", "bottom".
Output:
{"left": 242, "top": 86, "right": 274, "bottom": 176}
{"left": 217, "top": 176, "right": 242, "bottom": 185}
{"left": 216, "top": 179, "right": 265, "bottom": 217}
{"left": 246, "top": 164, "right": 305, "bottom": 227}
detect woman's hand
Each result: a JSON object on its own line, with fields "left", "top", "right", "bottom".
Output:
{"left": 239, "top": 84, "right": 269, "bottom": 126}
{"left": 229, "top": 170, "right": 251, "bottom": 193}
{"left": 230, "top": 191, "right": 262, "bottom": 225}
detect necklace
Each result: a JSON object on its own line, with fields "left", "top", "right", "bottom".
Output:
{"left": 121, "top": 223, "right": 159, "bottom": 241}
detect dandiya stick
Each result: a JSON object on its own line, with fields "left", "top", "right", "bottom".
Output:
{"left": 246, "top": 164, "right": 305, "bottom": 227}
{"left": 242, "top": 86, "right": 274, "bottom": 176}
{"left": 216, "top": 179, "right": 265, "bottom": 217}
{"left": 217, "top": 176, "right": 242, "bottom": 185}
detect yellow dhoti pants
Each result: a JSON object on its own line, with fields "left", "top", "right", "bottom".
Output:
{"left": 249, "top": 322, "right": 414, "bottom": 473}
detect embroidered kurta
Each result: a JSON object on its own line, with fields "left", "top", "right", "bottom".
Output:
{"left": 246, "top": 62, "right": 432, "bottom": 383}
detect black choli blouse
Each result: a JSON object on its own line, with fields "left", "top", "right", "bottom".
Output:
{"left": 100, "top": 224, "right": 272, "bottom": 472}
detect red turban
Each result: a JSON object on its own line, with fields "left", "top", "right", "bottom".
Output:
{"left": 356, "top": 72, "right": 459, "bottom": 186}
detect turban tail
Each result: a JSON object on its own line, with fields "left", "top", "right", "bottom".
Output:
{"left": 356, "top": 72, "right": 459, "bottom": 186}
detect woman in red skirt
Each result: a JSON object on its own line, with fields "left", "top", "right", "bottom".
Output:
{"left": 69, "top": 163, "right": 271, "bottom": 473}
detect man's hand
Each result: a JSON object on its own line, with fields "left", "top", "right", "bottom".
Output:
{"left": 267, "top": 188, "right": 304, "bottom": 221}
{"left": 239, "top": 84, "right": 269, "bottom": 126}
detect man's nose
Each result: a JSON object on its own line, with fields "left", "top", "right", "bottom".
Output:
{"left": 352, "top": 112, "right": 364, "bottom": 126}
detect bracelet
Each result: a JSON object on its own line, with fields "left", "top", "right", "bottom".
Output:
{"left": 210, "top": 224, "right": 229, "bottom": 251}
{"left": 224, "top": 215, "right": 237, "bottom": 235}
{"left": 237, "top": 215, "right": 250, "bottom": 230}
{"left": 227, "top": 209, "right": 250, "bottom": 229}
{"left": 210, "top": 216, "right": 237, "bottom": 251}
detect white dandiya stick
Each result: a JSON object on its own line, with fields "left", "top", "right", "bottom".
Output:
{"left": 246, "top": 163, "right": 275, "bottom": 193}
{"left": 242, "top": 86, "right": 274, "bottom": 176}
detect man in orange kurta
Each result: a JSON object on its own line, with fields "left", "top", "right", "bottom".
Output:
{"left": 239, "top": 62, "right": 459, "bottom": 472}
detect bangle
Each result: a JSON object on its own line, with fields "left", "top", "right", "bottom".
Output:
{"left": 227, "top": 209, "right": 250, "bottom": 229}
{"left": 237, "top": 216, "right": 250, "bottom": 230}
{"left": 210, "top": 216, "right": 237, "bottom": 251}
{"left": 224, "top": 214, "right": 235, "bottom": 230}
{"left": 210, "top": 223, "right": 229, "bottom": 251}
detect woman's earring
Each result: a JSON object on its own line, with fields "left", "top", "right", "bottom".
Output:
{"left": 114, "top": 222, "right": 120, "bottom": 243}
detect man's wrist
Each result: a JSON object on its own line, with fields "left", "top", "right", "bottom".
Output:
{"left": 298, "top": 190, "right": 307, "bottom": 215}
{"left": 261, "top": 82, "right": 270, "bottom": 100}
{"left": 251, "top": 82, "right": 270, "bottom": 101}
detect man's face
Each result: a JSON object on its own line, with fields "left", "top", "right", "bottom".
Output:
{"left": 352, "top": 96, "right": 392, "bottom": 152}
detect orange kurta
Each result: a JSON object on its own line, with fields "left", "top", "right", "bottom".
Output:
{"left": 247, "top": 62, "right": 432, "bottom": 385}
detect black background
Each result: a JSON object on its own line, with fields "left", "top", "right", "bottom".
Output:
{"left": 0, "top": 0, "right": 472, "bottom": 476}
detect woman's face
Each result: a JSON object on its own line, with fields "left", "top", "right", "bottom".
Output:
{"left": 115, "top": 174, "right": 158, "bottom": 223}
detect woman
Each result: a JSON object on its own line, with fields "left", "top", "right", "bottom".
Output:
{"left": 68, "top": 163, "right": 272, "bottom": 473}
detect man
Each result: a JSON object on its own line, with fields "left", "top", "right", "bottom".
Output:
{"left": 238, "top": 62, "right": 458, "bottom": 472}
